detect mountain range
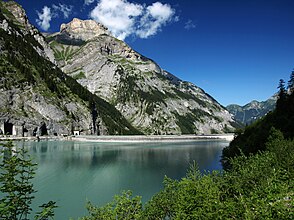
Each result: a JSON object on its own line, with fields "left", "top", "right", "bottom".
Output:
{"left": 0, "top": 1, "right": 236, "bottom": 136}
{"left": 226, "top": 95, "right": 277, "bottom": 125}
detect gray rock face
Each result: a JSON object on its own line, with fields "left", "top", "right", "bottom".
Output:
{"left": 0, "top": 84, "right": 106, "bottom": 136}
{"left": 48, "top": 19, "right": 236, "bottom": 134}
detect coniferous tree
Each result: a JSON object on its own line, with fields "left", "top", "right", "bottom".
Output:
{"left": 0, "top": 142, "right": 57, "bottom": 220}
{"left": 288, "top": 70, "right": 294, "bottom": 94}
{"left": 278, "top": 79, "right": 286, "bottom": 95}
{"left": 0, "top": 142, "right": 35, "bottom": 219}
{"left": 276, "top": 79, "right": 287, "bottom": 110}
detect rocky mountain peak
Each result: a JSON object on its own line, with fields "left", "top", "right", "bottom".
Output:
{"left": 60, "top": 18, "right": 111, "bottom": 41}
{"left": 3, "top": 1, "right": 28, "bottom": 27}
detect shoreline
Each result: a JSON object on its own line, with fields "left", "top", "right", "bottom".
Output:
{"left": 0, "top": 134, "right": 234, "bottom": 143}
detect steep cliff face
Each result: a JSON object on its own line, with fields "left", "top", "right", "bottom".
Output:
{"left": 226, "top": 95, "right": 277, "bottom": 125}
{"left": 0, "top": 1, "right": 139, "bottom": 136}
{"left": 2, "top": 1, "right": 55, "bottom": 63}
{"left": 59, "top": 18, "right": 111, "bottom": 41}
{"left": 48, "top": 19, "right": 236, "bottom": 134}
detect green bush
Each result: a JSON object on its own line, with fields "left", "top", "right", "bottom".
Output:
{"left": 80, "top": 191, "right": 142, "bottom": 220}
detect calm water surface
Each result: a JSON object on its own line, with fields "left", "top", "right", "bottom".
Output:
{"left": 18, "top": 140, "right": 229, "bottom": 219}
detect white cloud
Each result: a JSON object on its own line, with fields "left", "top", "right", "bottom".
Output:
{"left": 90, "top": 0, "right": 176, "bottom": 40}
{"left": 52, "top": 4, "right": 73, "bottom": 19}
{"left": 184, "top": 20, "right": 196, "bottom": 30}
{"left": 147, "top": 2, "right": 174, "bottom": 21}
{"left": 36, "top": 6, "right": 52, "bottom": 31}
{"left": 84, "top": 0, "right": 95, "bottom": 5}
{"left": 136, "top": 2, "right": 175, "bottom": 39}
{"left": 36, "top": 3, "right": 74, "bottom": 31}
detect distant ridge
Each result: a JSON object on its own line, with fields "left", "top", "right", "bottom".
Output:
{"left": 226, "top": 95, "right": 277, "bottom": 125}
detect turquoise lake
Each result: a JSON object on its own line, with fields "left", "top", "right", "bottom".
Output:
{"left": 18, "top": 140, "right": 229, "bottom": 219}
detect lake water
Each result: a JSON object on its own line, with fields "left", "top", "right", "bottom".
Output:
{"left": 18, "top": 140, "right": 229, "bottom": 219}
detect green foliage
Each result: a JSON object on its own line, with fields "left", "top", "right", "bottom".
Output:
{"left": 0, "top": 141, "right": 35, "bottom": 219}
{"left": 80, "top": 191, "right": 143, "bottom": 220}
{"left": 73, "top": 71, "right": 86, "bottom": 80}
{"left": 210, "top": 128, "right": 219, "bottom": 134}
{"left": 0, "top": 141, "right": 57, "bottom": 220}
{"left": 175, "top": 113, "right": 197, "bottom": 134}
{"left": 51, "top": 43, "right": 76, "bottom": 61}
{"left": 265, "top": 128, "right": 294, "bottom": 179}
{"left": 34, "top": 201, "right": 58, "bottom": 220}
{"left": 222, "top": 150, "right": 293, "bottom": 219}
{"left": 143, "top": 177, "right": 179, "bottom": 219}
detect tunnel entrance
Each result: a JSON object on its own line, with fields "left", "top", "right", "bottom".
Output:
{"left": 39, "top": 123, "right": 48, "bottom": 136}
{"left": 4, "top": 122, "right": 13, "bottom": 135}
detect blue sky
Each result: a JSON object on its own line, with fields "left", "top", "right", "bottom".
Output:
{"left": 12, "top": 0, "right": 294, "bottom": 106}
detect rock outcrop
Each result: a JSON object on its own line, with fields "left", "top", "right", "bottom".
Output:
{"left": 60, "top": 18, "right": 110, "bottom": 41}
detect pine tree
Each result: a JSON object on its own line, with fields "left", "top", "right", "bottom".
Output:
{"left": 278, "top": 79, "right": 286, "bottom": 97}
{"left": 288, "top": 70, "right": 294, "bottom": 94}
{"left": 0, "top": 142, "right": 36, "bottom": 219}
{"left": 276, "top": 79, "right": 287, "bottom": 111}
{"left": 0, "top": 142, "right": 57, "bottom": 220}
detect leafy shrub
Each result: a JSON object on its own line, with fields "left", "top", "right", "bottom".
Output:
{"left": 80, "top": 191, "right": 142, "bottom": 220}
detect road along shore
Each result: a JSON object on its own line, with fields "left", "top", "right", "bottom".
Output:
{"left": 0, "top": 134, "right": 234, "bottom": 143}
{"left": 71, "top": 134, "right": 234, "bottom": 143}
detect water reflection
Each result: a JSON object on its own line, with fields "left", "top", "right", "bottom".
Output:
{"left": 25, "top": 141, "right": 226, "bottom": 172}
{"left": 18, "top": 140, "right": 228, "bottom": 220}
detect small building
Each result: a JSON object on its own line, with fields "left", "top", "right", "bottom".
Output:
{"left": 73, "top": 130, "right": 80, "bottom": 136}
